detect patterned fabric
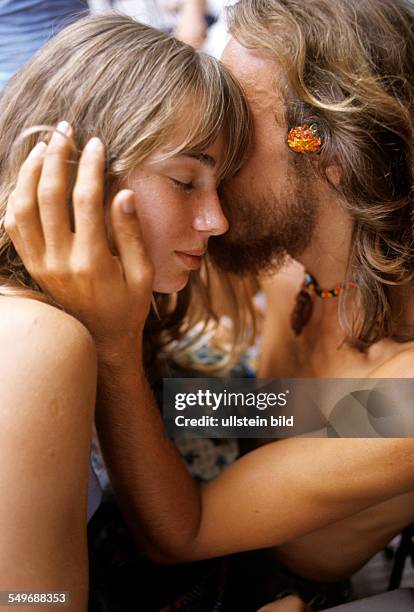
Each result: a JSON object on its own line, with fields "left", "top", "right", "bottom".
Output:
{"left": 173, "top": 438, "right": 238, "bottom": 482}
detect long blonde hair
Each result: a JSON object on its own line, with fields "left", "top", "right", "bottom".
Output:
{"left": 0, "top": 14, "right": 253, "bottom": 372}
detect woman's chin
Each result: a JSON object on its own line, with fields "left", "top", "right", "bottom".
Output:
{"left": 153, "top": 271, "right": 190, "bottom": 294}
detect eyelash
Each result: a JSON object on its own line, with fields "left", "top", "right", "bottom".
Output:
{"left": 171, "top": 179, "right": 194, "bottom": 193}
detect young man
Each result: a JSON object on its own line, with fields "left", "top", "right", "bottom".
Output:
{"left": 208, "top": 0, "right": 414, "bottom": 588}
{"left": 6, "top": 0, "right": 414, "bottom": 608}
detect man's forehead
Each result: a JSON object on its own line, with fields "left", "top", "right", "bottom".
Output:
{"left": 221, "top": 37, "right": 286, "bottom": 118}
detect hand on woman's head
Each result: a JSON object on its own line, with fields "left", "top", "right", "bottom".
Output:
{"left": 5, "top": 121, "right": 230, "bottom": 340}
{"left": 5, "top": 123, "right": 154, "bottom": 352}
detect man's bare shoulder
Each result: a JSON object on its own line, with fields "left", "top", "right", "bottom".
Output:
{"left": 369, "top": 343, "right": 414, "bottom": 378}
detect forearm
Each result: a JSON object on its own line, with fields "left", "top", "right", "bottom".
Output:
{"left": 94, "top": 344, "right": 201, "bottom": 562}
{"left": 94, "top": 343, "right": 414, "bottom": 563}
{"left": 188, "top": 437, "right": 414, "bottom": 559}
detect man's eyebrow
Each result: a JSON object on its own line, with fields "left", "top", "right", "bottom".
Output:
{"left": 181, "top": 153, "right": 216, "bottom": 168}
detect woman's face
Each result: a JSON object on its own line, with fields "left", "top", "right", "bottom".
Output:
{"left": 122, "top": 134, "right": 229, "bottom": 293}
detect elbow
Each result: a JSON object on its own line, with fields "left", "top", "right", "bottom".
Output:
{"left": 145, "top": 548, "right": 193, "bottom": 565}
{"left": 140, "top": 536, "right": 203, "bottom": 566}
{"left": 124, "top": 507, "right": 205, "bottom": 565}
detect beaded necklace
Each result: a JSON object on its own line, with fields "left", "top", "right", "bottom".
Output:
{"left": 291, "top": 271, "right": 356, "bottom": 335}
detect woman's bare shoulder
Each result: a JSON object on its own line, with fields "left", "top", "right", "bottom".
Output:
{"left": 0, "top": 295, "right": 97, "bottom": 424}
{"left": 0, "top": 297, "right": 96, "bottom": 596}
{"left": 0, "top": 295, "right": 94, "bottom": 349}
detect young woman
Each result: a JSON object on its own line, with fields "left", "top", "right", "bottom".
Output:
{"left": 0, "top": 13, "right": 250, "bottom": 610}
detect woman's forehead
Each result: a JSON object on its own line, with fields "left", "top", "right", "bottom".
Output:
{"left": 145, "top": 136, "right": 225, "bottom": 174}
{"left": 152, "top": 122, "right": 226, "bottom": 164}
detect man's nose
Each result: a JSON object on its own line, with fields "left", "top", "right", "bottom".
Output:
{"left": 192, "top": 194, "right": 230, "bottom": 236}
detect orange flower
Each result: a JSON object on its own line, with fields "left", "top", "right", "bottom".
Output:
{"left": 287, "top": 124, "right": 322, "bottom": 154}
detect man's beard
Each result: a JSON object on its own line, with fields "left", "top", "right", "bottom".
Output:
{"left": 209, "top": 161, "right": 319, "bottom": 276}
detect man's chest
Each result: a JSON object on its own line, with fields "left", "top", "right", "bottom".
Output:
{"left": 258, "top": 267, "right": 414, "bottom": 379}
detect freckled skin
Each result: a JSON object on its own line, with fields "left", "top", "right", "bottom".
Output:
{"left": 48, "top": 398, "right": 61, "bottom": 419}
{"left": 118, "top": 136, "right": 229, "bottom": 293}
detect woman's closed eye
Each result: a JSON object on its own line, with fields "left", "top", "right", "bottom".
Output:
{"left": 171, "top": 178, "right": 194, "bottom": 193}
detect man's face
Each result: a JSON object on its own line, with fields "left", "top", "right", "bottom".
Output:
{"left": 209, "top": 39, "right": 319, "bottom": 275}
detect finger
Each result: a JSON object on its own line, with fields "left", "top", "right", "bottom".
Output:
{"left": 73, "top": 137, "right": 107, "bottom": 248}
{"left": 4, "top": 205, "right": 38, "bottom": 276}
{"left": 109, "top": 190, "right": 154, "bottom": 290}
{"left": 3, "top": 209, "right": 38, "bottom": 276}
{"left": 7, "top": 141, "right": 48, "bottom": 260}
{"left": 37, "top": 121, "right": 74, "bottom": 250}
{"left": 3, "top": 207, "right": 21, "bottom": 250}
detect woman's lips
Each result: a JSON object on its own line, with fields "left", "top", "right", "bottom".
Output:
{"left": 175, "top": 251, "right": 204, "bottom": 270}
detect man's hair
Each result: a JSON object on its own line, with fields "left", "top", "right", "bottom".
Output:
{"left": 229, "top": 0, "right": 414, "bottom": 350}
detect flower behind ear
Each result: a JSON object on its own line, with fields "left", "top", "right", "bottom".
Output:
{"left": 287, "top": 123, "right": 322, "bottom": 154}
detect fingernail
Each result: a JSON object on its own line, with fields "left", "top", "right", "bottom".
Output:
{"left": 57, "top": 120, "right": 70, "bottom": 134}
{"left": 121, "top": 194, "right": 136, "bottom": 214}
{"left": 29, "top": 141, "right": 47, "bottom": 157}
{"left": 85, "top": 137, "right": 103, "bottom": 152}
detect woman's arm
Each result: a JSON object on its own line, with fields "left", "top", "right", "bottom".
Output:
{"left": 0, "top": 298, "right": 97, "bottom": 610}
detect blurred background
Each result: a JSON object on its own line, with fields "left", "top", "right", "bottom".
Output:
{"left": 0, "top": 0, "right": 233, "bottom": 91}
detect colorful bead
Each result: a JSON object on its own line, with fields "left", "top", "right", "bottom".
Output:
{"left": 292, "top": 271, "right": 357, "bottom": 335}
{"left": 300, "top": 271, "right": 356, "bottom": 299}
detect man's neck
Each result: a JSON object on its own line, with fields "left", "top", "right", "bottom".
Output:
{"left": 291, "top": 194, "right": 355, "bottom": 343}
{"left": 293, "top": 196, "right": 414, "bottom": 336}
{"left": 297, "top": 192, "right": 353, "bottom": 288}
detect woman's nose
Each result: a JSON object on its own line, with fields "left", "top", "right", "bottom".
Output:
{"left": 192, "top": 194, "right": 230, "bottom": 236}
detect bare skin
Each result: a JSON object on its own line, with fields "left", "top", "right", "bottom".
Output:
{"left": 0, "top": 297, "right": 97, "bottom": 611}
{"left": 258, "top": 264, "right": 414, "bottom": 582}
{"left": 257, "top": 594, "right": 311, "bottom": 612}
{"left": 3, "top": 115, "right": 230, "bottom": 607}
{"left": 6, "top": 38, "right": 414, "bottom": 612}
{"left": 174, "top": 0, "right": 207, "bottom": 49}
